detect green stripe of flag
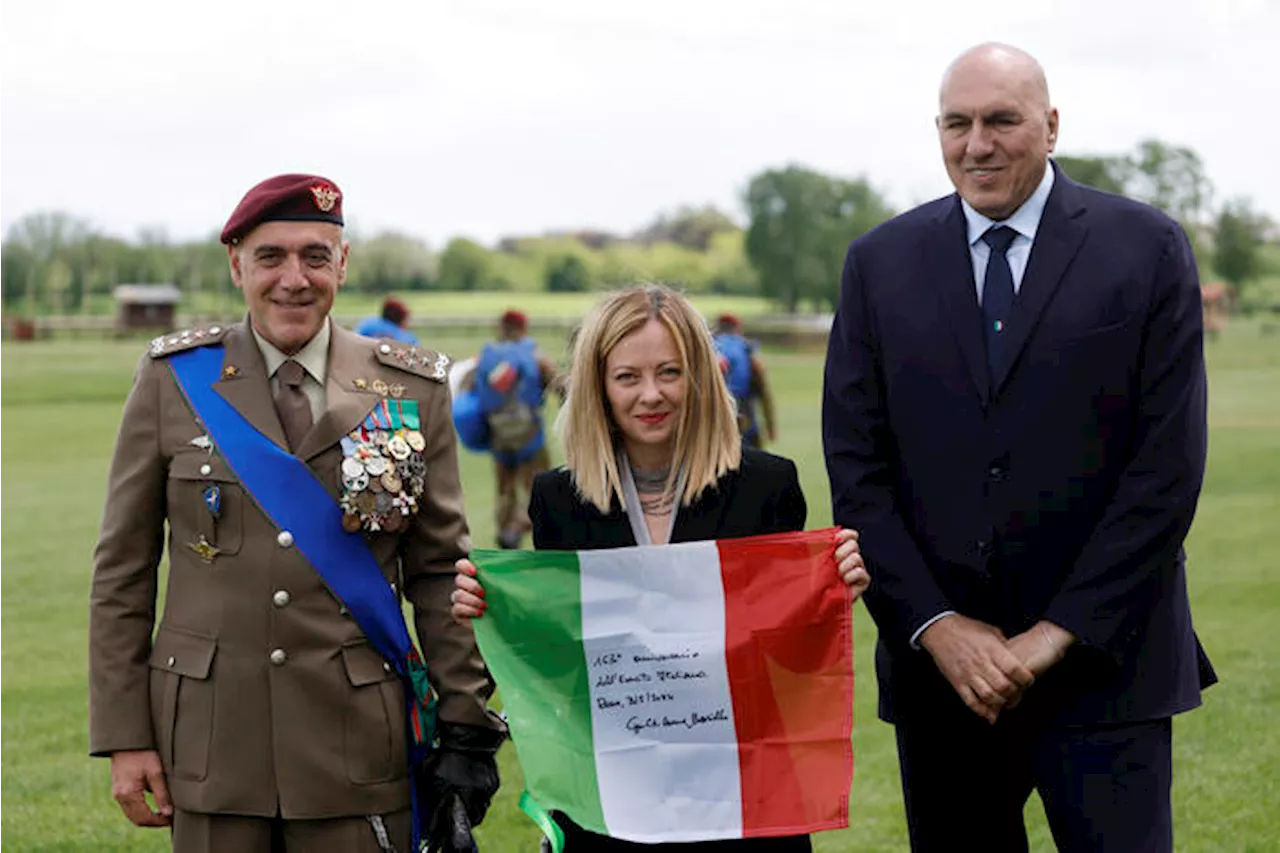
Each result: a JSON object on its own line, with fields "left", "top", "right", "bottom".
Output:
{"left": 469, "top": 549, "right": 605, "bottom": 832}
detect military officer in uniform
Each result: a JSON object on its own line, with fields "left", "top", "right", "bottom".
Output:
{"left": 89, "top": 174, "right": 505, "bottom": 852}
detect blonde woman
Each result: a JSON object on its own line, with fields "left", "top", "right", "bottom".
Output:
{"left": 453, "top": 284, "right": 868, "bottom": 851}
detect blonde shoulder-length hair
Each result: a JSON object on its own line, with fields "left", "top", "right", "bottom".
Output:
{"left": 557, "top": 284, "right": 742, "bottom": 514}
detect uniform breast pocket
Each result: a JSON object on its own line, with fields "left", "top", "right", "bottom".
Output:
{"left": 149, "top": 626, "right": 217, "bottom": 781}
{"left": 167, "top": 453, "right": 244, "bottom": 556}
{"left": 340, "top": 641, "right": 407, "bottom": 785}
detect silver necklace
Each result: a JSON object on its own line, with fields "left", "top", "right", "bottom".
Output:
{"left": 630, "top": 463, "right": 672, "bottom": 494}
{"left": 630, "top": 463, "right": 673, "bottom": 516}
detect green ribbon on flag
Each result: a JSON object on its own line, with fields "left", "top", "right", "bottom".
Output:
{"left": 519, "top": 791, "right": 565, "bottom": 853}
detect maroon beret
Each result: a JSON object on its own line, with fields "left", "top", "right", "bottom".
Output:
{"left": 220, "top": 174, "right": 344, "bottom": 244}
{"left": 717, "top": 313, "right": 742, "bottom": 329}
{"left": 500, "top": 309, "right": 528, "bottom": 331}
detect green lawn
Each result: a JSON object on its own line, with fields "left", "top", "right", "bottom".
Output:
{"left": 2, "top": 320, "right": 1277, "bottom": 851}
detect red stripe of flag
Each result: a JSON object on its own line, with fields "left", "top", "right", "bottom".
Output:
{"left": 718, "top": 529, "right": 854, "bottom": 837}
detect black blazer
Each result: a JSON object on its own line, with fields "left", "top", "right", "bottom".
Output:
{"left": 529, "top": 446, "right": 813, "bottom": 853}
{"left": 823, "top": 163, "right": 1216, "bottom": 726}
{"left": 530, "top": 447, "right": 807, "bottom": 550}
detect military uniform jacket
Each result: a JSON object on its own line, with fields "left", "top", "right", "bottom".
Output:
{"left": 89, "top": 320, "right": 500, "bottom": 819}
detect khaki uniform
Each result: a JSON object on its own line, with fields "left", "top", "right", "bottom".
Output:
{"left": 743, "top": 357, "right": 776, "bottom": 448}
{"left": 494, "top": 446, "right": 550, "bottom": 543}
{"left": 89, "top": 320, "right": 500, "bottom": 823}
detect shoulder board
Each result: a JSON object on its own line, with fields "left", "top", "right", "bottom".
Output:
{"left": 372, "top": 339, "right": 451, "bottom": 383}
{"left": 147, "top": 324, "right": 231, "bottom": 359}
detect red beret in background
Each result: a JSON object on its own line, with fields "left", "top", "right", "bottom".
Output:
{"left": 220, "top": 174, "right": 344, "bottom": 244}
{"left": 500, "top": 310, "right": 528, "bottom": 331}
{"left": 717, "top": 313, "right": 742, "bottom": 329}
{"left": 382, "top": 297, "right": 410, "bottom": 325}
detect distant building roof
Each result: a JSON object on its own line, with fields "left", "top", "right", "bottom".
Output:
{"left": 113, "top": 284, "right": 182, "bottom": 305}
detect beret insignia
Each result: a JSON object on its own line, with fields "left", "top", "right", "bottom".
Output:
{"left": 311, "top": 184, "right": 340, "bottom": 212}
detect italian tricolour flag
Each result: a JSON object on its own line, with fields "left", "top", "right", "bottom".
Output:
{"left": 470, "top": 529, "right": 854, "bottom": 845}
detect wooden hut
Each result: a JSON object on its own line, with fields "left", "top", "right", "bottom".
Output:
{"left": 113, "top": 284, "right": 182, "bottom": 333}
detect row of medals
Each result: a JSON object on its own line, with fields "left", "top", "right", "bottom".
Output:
{"left": 339, "top": 404, "right": 427, "bottom": 533}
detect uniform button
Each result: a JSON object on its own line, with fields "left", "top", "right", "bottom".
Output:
{"left": 379, "top": 343, "right": 392, "bottom": 354}
{"left": 200, "top": 464, "right": 213, "bottom": 476}
{"left": 988, "top": 465, "right": 1007, "bottom": 481}
{"left": 976, "top": 540, "right": 993, "bottom": 558}
{"left": 277, "top": 530, "right": 294, "bottom": 548}
{"left": 269, "top": 648, "right": 287, "bottom": 666}
{"left": 383, "top": 662, "right": 393, "bottom": 673}
{"left": 167, "top": 656, "right": 176, "bottom": 667}
{"left": 272, "top": 590, "right": 291, "bottom": 608}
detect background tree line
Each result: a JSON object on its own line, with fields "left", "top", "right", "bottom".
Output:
{"left": 4, "top": 138, "right": 1277, "bottom": 317}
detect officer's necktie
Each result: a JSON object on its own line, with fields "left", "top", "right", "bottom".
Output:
{"left": 274, "top": 359, "right": 313, "bottom": 452}
{"left": 981, "top": 225, "right": 1018, "bottom": 379}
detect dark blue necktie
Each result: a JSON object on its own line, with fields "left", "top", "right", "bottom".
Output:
{"left": 981, "top": 226, "right": 1018, "bottom": 378}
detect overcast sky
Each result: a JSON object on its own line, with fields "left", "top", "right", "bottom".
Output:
{"left": 2, "top": 0, "right": 1277, "bottom": 247}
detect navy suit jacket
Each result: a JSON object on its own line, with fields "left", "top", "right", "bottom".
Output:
{"left": 822, "top": 164, "right": 1216, "bottom": 726}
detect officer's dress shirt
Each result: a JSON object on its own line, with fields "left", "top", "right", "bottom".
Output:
{"left": 252, "top": 318, "right": 330, "bottom": 424}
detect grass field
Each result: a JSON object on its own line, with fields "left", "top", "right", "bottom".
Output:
{"left": 2, "top": 319, "right": 1277, "bottom": 851}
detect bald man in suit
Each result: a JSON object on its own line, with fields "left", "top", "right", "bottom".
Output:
{"left": 823, "top": 45, "right": 1216, "bottom": 852}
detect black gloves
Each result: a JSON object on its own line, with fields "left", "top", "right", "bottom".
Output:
{"left": 428, "top": 795, "right": 477, "bottom": 853}
{"left": 419, "top": 721, "right": 505, "bottom": 851}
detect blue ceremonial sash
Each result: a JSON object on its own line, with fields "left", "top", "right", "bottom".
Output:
{"left": 168, "top": 344, "right": 436, "bottom": 849}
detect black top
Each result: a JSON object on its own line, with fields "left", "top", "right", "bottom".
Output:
{"left": 530, "top": 446, "right": 807, "bottom": 550}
